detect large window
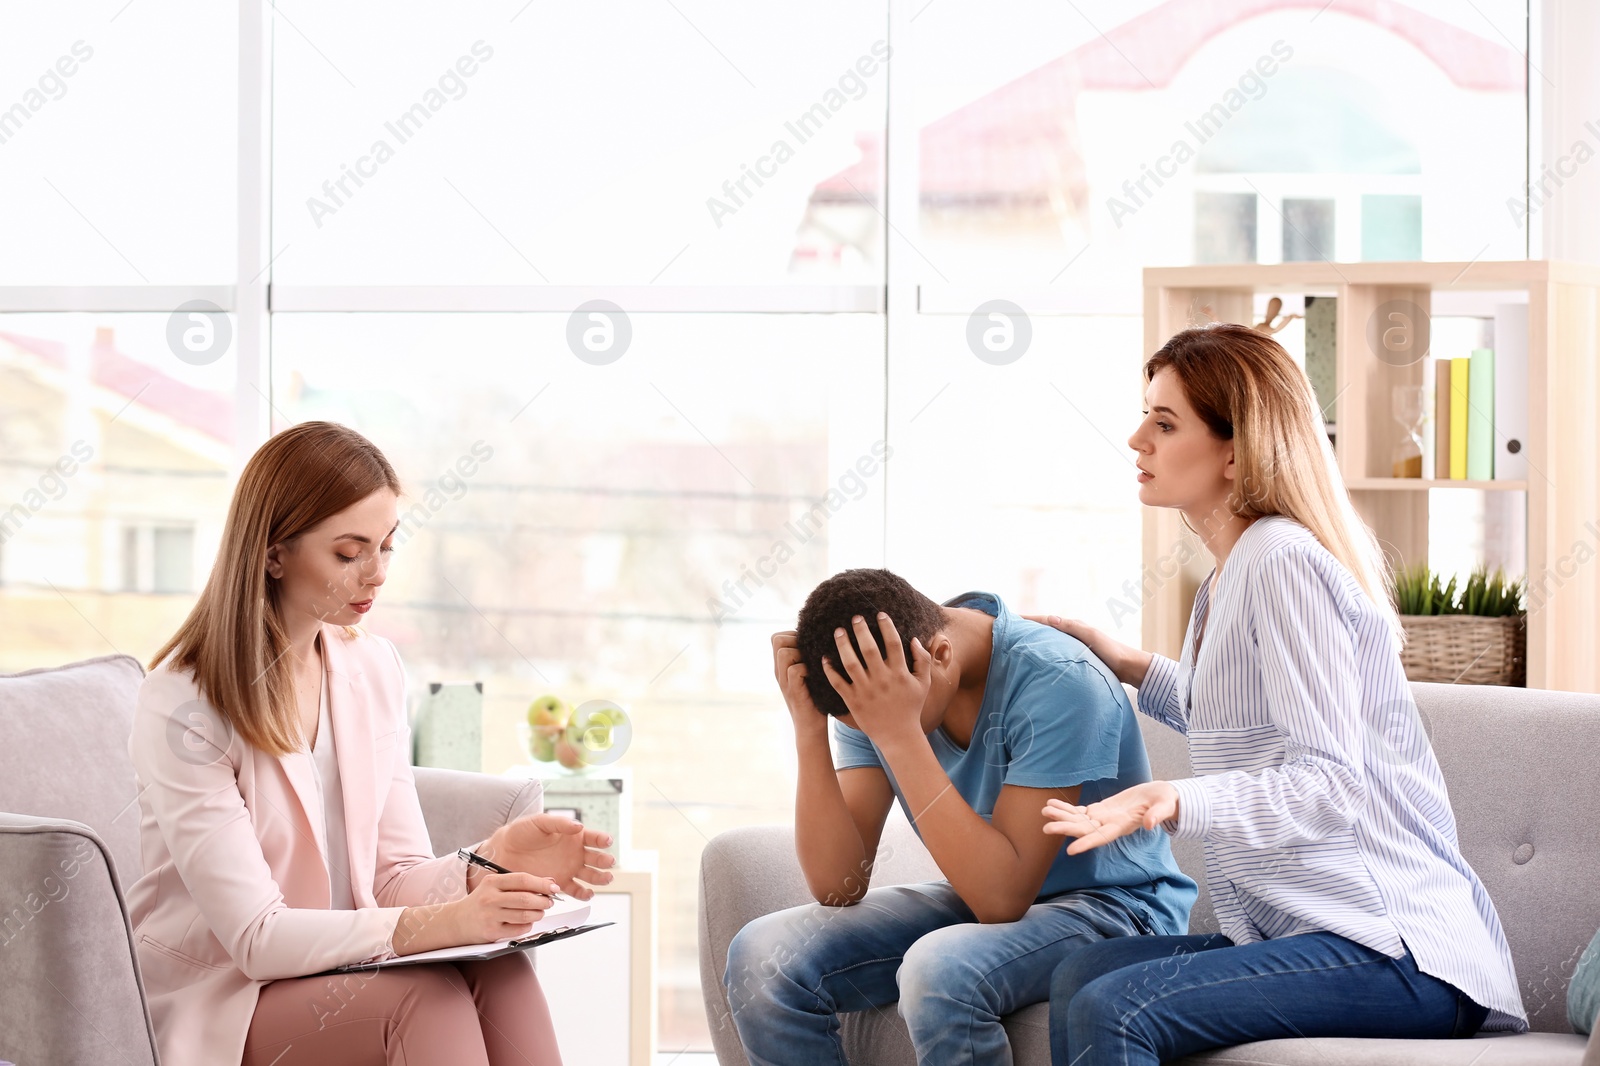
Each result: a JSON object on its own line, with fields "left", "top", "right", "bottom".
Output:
{"left": 0, "top": 4, "right": 237, "bottom": 284}
{"left": 270, "top": 3, "right": 888, "bottom": 285}
{"left": 1, "top": 0, "right": 1532, "bottom": 1052}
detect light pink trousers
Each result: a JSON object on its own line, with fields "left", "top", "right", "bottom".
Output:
{"left": 241, "top": 951, "right": 563, "bottom": 1066}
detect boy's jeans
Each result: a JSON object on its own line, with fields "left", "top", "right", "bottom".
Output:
{"left": 723, "top": 879, "right": 1153, "bottom": 1066}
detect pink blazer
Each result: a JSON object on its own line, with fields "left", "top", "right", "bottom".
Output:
{"left": 126, "top": 623, "right": 468, "bottom": 1066}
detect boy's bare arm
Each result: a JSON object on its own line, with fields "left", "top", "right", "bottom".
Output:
{"left": 777, "top": 631, "right": 893, "bottom": 905}
{"left": 823, "top": 614, "right": 1081, "bottom": 922}
{"left": 875, "top": 732, "right": 1079, "bottom": 921}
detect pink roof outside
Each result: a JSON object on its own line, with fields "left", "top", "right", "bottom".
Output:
{"left": 0, "top": 328, "right": 232, "bottom": 443}
{"left": 817, "top": 0, "right": 1524, "bottom": 201}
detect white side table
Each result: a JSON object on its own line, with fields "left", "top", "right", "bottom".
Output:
{"left": 502, "top": 762, "right": 654, "bottom": 1065}
{"left": 535, "top": 853, "right": 658, "bottom": 1066}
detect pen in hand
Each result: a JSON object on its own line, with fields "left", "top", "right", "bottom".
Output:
{"left": 456, "top": 847, "right": 567, "bottom": 901}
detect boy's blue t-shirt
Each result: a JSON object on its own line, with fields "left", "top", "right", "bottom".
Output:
{"left": 832, "top": 590, "right": 1197, "bottom": 934}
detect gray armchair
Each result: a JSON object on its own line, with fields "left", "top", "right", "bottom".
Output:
{"left": 0, "top": 653, "right": 542, "bottom": 1066}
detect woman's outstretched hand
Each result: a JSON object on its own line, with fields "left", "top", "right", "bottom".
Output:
{"left": 1041, "top": 781, "right": 1179, "bottom": 855}
{"left": 487, "top": 812, "right": 617, "bottom": 899}
{"left": 1022, "top": 614, "right": 1154, "bottom": 689}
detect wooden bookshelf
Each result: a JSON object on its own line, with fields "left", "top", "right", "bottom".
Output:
{"left": 1141, "top": 260, "right": 1600, "bottom": 693}
{"left": 1344, "top": 478, "right": 1528, "bottom": 492}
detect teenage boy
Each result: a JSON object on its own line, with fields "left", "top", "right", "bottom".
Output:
{"left": 723, "top": 568, "right": 1196, "bottom": 1066}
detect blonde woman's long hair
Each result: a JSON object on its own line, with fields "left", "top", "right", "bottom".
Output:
{"left": 1147, "top": 323, "right": 1403, "bottom": 648}
{"left": 150, "top": 421, "right": 401, "bottom": 756}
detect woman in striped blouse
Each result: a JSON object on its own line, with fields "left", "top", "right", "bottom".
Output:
{"left": 1030, "top": 323, "right": 1527, "bottom": 1066}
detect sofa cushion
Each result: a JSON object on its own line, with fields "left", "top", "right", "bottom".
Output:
{"left": 1413, "top": 682, "right": 1600, "bottom": 1033}
{"left": 0, "top": 654, "right": 146, "bottom": 889}
{"left": 839, "top": 1001, "right": 1052, "bottom": 1065}
{"left": 834, "top": 1007, "right": 1589, "bottom": 1066}
{"left": 1177, "top": 1031, "right": 1589, "bottom": 1065}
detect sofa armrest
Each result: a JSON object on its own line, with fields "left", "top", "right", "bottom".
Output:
{"left": 412, "top": 766, "right": 543, "bottom": 857}
{"left": 698, "top": 816, "right": 939, "bottom": 1066}
{"left": 1583, "top": 1026, "right": 1598, "bottom": 1066}
{"left": 0, "top": 813, "right": 159, "bottom": 1066}
{"left": 698, "top": 825, "right": 815, "bottom": 1066}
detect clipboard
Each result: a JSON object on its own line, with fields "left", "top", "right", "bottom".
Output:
{"left": 314, "top": 921, "right": 616, "bottom": 976}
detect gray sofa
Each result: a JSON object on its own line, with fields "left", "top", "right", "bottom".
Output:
{"left": 0, "top": 653, "right": 544, "bottom": 1066}
{"left": 700, "top": 682, "right": 1600, "bottom": 1065}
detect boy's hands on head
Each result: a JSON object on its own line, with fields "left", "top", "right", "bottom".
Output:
{"left": 821, "top": 613, "right": 931, "bottom": 746}
{"left": 772, "top": 631, "right": 829, "bottom": 741}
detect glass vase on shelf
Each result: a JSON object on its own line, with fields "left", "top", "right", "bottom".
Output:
{"left": 1392, "top": 385, "right": 1426, "bottom": 478}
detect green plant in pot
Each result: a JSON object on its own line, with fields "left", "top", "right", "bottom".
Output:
{"left": 1392, "top": 564, "right": 1527, "bottom": 686}
{"left": 1393, "top": 564, "right": 1524, "bottom": 616}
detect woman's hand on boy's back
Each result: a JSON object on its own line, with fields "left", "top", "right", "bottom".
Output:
{"left": 1024, "top": 614, "right": 1153, "bottom": 689}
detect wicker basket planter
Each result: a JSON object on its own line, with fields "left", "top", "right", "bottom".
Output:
{"left": 1399, "top": 614, "right": 1527, "bottom": 686}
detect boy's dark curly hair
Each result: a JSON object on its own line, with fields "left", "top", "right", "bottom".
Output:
{"left": 795, "top": 568, "right": 947, "bottom": 718}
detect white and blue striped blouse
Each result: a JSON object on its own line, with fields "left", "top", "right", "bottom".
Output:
{"left": 1142, "top": 515, "right": 1528, "bottom": 1031}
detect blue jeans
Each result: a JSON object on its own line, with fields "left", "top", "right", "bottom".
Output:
{"left": 723, "top": 880, "right": 1149, "bottom": 1066}
{"left": 1048, "top": 931, "right": 1491, "bottom": 1066}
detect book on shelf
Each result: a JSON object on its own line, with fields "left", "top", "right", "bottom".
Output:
{"left": 1433, "top": 359, "right": 1452, "bottom": 480}
{"left": 1303, "top": 295, "right": 1337, "bottom": 442}
{"left": 1466, "top": 347, "right": 1496, "bottom": 480}
{"left": 1449, "top": 357, "right": 1470, "bottom": 479}
{"left": 1492, "top": 303, "right": 1529, "bottom": 481}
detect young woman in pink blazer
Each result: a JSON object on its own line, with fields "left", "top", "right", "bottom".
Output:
{"left": 127, "top": 421, "right": 614, "bottom": 1066}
